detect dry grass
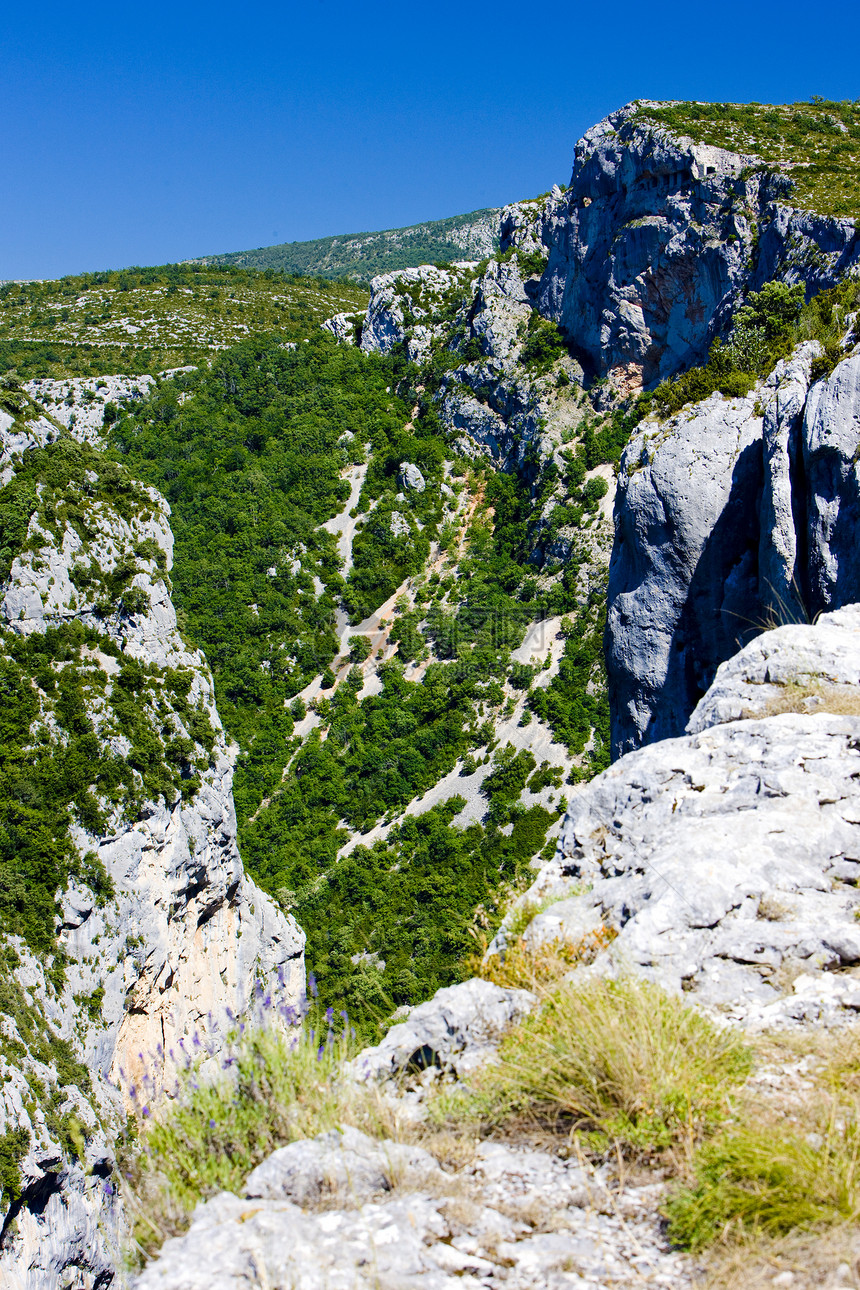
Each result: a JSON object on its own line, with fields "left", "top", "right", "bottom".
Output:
{"left": 699, "top": 1225, "right": 860, "bottom": 1289}
{"left": 466, "top": 925, "right": 617, "bottom": 992}
{"left": 747, "top": 682, "right": 860, "bottom": 721}
{"left": 668, "top": 1026, "right": 860, "bottom": 1262}
{"left": 432, "top": 977, "right": 752, "bottom": 1162}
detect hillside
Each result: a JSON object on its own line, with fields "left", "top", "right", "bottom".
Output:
{"left": 634, "top": 97, "right": 860, "bottom": 219}
{"left": 190, "top": 207, "right": 501, "bottom": 282}
{"left": 0, "top": 263, "right": 367, "bottom": 379}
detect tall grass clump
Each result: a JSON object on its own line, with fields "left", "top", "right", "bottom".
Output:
{"left": 666, "top": 1117, "right": 860, "bottom": 1251}
{"left": 124, "top": 1009, "right": 387, "bottom": 1260}
{"left": 433, "top": 977, "right": 751, "bottom": 1158}
{"left": 666, "top": 1028, "right": 860, "bottom": 1255}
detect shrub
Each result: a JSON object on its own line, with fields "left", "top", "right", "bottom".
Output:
{"left": 666, "top": 1115, "right": 860, "bottom": 1251}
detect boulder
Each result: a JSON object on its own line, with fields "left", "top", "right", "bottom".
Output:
{"left": 352, "top": 977, "right": 535, "bottom": 1080}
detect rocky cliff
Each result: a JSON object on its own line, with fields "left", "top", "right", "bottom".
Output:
{"left": 519, "top": 604, "right": 860, "bottom": 1026}
{"left": 133, "top": 605, "right": 860, "bottom": 1289}
{"left": 607, "top": 339, "right": 860, "bottom": 756}
{"left": 359, "top": 102, "right": 859, "bottom": 397}
{"left": 0, "top": 383, "right": 305, "bottom": 1288}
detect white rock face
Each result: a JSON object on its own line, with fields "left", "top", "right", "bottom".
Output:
{"left": 320, "top": 311, "right": 359, "bottom": 345}
{"left": 0, "top": 390, "right": 305, "bottom": 1288}
{"left": 23, "top": 373, "right": 155, "bottom": 443}
{"left": 398, "top": 460, "right": 425, "bottom": 491}
{"left": 360, "top": 264, "right": 469, "bottom": 363}
{"left": 688, "top": 603, "right": 860, "bottom": 732}
{"left": 607, "top": 384, "right": 765, "bottom": 754}
{"left": 515, "top": 609, "right": 860, "bottom": 1027}
{"left": 534, "top": 104, "right": 859, "bottom": 385}
{"left": 608, "top": 343, "right": 860, "bottom": 755}
{"left": 352, "top": 977, "right": 536, "bottom": 1081}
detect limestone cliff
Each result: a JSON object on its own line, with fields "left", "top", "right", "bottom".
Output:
{"left": 504, "top": 604, "right": 860, "bottom": 1026}
{"left": 0, "top": 383, "right": 304, "bottom": 1288}
{"left": 607, "top": 340, "right": 860, "bottom": 756}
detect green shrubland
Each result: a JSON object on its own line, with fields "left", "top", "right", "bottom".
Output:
{"left": 0, "top": 263, "right": 365, "bottom": 379}
{"left": 646, "top": 276, "right": 860, "bottom": 419}
{"left": 106, "top": 329, "right": 611, "bottom": 1035}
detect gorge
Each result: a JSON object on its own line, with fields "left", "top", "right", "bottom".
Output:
{"left": 1, "top": 97, "right": 860, "bottom": 1288}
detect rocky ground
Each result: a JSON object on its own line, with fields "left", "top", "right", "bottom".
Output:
{"left": 134, "top": 607, "right": 860, "bottom": 1289}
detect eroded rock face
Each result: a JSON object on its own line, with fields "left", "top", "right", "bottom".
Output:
{"left": 0, "top": 394, "right": 305, "bottom": 1288}
{"left": 535, "top": 106, "right": 858, "bottom": 386}
{"left": 355, "top": 103, "right": 859, "bottom": 396}
{"left": 515, "top": 609, "right": 860, "bottom": 1027}
{"left": 607, "top": 384, "right": 765, "bottom": 755}
{"left": 608, "top": 343, "right": 860, "bottom": 756}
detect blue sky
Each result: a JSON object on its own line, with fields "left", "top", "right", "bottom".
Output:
{"left": 2, "top": 0, "right": 859, "bottom": 279}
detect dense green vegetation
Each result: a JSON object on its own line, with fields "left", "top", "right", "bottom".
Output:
{"left": 194, "top": 208, "right": 501, "bottom": 282}
{"left": 0, "top": 263, "right": 366, "bottom": 379}
{"left": 109, "top": 334, "right": 418, "bottom": 806}
{"left": 106, "top": 326, "right": 613, "bottom": 1033}
{"left": 0, "top": 618, "right": 215, "bottom": 965}
{"left": 634, "top": 98, "right": 860, "bottom": 219}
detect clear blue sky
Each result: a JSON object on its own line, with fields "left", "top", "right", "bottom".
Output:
{"left": 2, "top": 0, "right": 858, "bottom": 280}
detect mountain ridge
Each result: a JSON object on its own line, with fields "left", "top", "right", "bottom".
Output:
{"left": 188, "top": 207, "right": 502, "bottom": 283}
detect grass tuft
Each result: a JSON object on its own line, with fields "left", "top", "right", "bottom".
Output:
{"left": 665, "top": 1113, "right": 860, "bottom": 1251}
{"left": 123, "top": 1017, "right": 395, "bottom": 1262}
{"left": 432, "top": 977, "right": 751, "bottom": 1158}
{"left": 466, "top": 924, "right": 616, "bottom": 992}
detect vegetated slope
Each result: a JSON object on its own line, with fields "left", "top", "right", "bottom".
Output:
{"left": 109, "top": 321, "right": 614, "bottom": 1036}
{"left": 0, "top": 380, "right": 303, "bottom": 1281}
{"left": 633, "top": 98, "right": 860, "bottom": 219}
{"left": 0, "top": 263, "right": 367, "bottom": 379}
{"left": 191, "top": 208, "right": 502, "bottom": 282}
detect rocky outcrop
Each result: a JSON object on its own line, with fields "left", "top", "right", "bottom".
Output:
{"left": 355, "top": 103, "right": 859, "bottom": 400}
{"left": 535, "top": 105, "right": 858, "bottom": 388}
{"left": 607, "top": 342, "right": 860, "bottom": 755}
{"left": 0, "top": 387, "right": 305, "bottom": 1288}
{"left": 513, "top": 607, "right": 860, "bottom": 1026}
{"left": 352, "top": 977, "right": 535, "bottom": 1081}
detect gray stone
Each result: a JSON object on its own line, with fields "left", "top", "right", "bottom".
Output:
{"left": 244, "top": 1126, "right": 439, "bottom": 1203}
{"left": 511, "top": 613, "right": 860, "bottom": 1025}
{"left": 320, "top": 311, "right": 358, "bottom": 345}
{"left": 135, "top": 1126, "right": 693, "bottom": 1290}
{"left": 688, "top": 603, "right": 860, "bottom": 733}
{"left": 352, "top": 977, "right": 535, "bottom": 1080}
{"left": 607, "top": 344, "right": 860, "bottom": 756}
{"left": 607, "top": 387, "right": 764, "bottom": 756}
{"left": 399, "top": 461, "right": 425, "bottom": 492}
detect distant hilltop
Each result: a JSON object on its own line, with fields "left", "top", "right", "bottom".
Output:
{"left": 187, "top": 207, "right": 502, "bottom": 282}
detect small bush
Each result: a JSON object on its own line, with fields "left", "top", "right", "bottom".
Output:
{"left": 125, "top": 1014, "right": 389, "bottom": 1259}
